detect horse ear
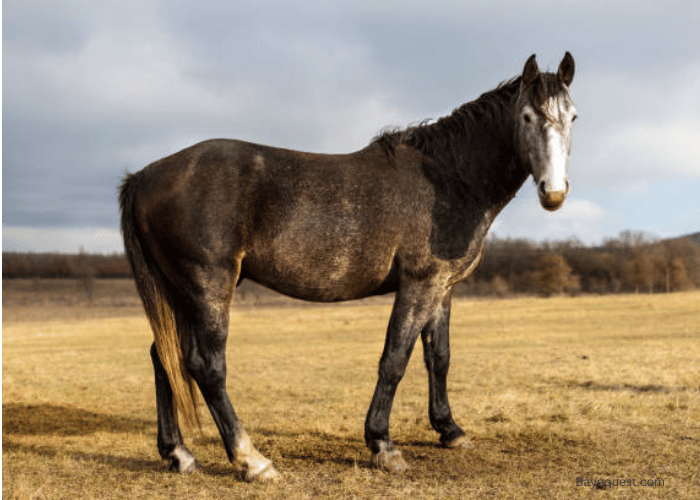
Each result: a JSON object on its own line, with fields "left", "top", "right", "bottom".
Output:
{"left": 558, "top": 52, "right": 575, "bottom": 86}
{"left": 522, "top": 54, "right": 539, "bottom": 85}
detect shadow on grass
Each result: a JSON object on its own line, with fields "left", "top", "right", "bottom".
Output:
{"left": 245, "top": 426, "right": 477, "bottom": 471}
{"left": 0, "top": 403, "right": 602, "bottom": 480}
{"left": 2, "top": 440, "right": 164, "bottom": 473}
{"left": 568, "top": 381, "right": 691, "bottom": 393}
{"left": 2, "top": 404, "right": 167, "bottom": 474}
{"left": 265, "top": 427, "right": 592, "bottom": 480}
{"left": 2, "top": 403, "right": 154, "bottom": 436}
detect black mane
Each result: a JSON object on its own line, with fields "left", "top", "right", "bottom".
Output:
{"left": 372, "top": 77, "right": 522, "bottom": 159}
{"left": 373, "top": 72, "right": 567, "bottom": 160}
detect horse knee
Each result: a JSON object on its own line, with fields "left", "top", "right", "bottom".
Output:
{"left": 378, "top": 357, "right": 408, "bottom": 387}
{"left": 431, "top": 349, "right": 451, "bottom": 377}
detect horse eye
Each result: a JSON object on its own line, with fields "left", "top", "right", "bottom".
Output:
{"left": 523, "top": 113, "right": 532, "bottom": 124}
{"left": 572, "top": 114, "right": 578, "bottom": 122}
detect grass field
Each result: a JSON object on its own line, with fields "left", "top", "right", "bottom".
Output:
{"left": 3, "top": 280, "right": 699, "bottom": 498}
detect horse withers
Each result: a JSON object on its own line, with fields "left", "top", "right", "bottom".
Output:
{"left": 119, "top": 53, "right": 576, "bottom": 481}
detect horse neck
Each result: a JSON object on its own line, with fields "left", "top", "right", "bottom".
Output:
{"left": 422, "top": 94, "right": 529, "bottom": 214}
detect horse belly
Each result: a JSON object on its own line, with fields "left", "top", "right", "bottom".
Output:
{"left": 243, "top": 230, "right": 396, "bottom": 302}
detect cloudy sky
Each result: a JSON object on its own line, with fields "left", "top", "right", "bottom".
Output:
{"left": 3, "top": 0, "right": 699, "bottom": 253}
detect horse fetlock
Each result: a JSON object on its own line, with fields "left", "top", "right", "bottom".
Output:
{"left": 168, "top": 444, "right": 201, "bottom": 473}
{"left": 371, "top": 441, "right": 409, "bottom": 473}
{"left": 235, "top": 430, "right": 282, "bottom": 482}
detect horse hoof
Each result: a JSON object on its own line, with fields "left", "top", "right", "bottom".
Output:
{"left": 246, "top": 462, "right": 282, "bottom": 483}
{"left": 443, "top": 434, "right": 474, "bottom": 450}
{"left": 168, "top": 445, "right": 201, "bottom": 473}
{"left": 371, "top": 448, "right": 409, "bottom": 473}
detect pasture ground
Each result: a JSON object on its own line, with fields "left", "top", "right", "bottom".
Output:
{"left": 3, "top": 280, "right": 699, "bottom": 499}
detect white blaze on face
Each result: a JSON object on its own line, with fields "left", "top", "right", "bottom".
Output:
{"left": 520, "top": 92, "right": 576, "bottom": 210}
{"left": 543, "top": 120, "right": 570, "bottom": 194}
{"left": 541, "top": 95, "right": 574, "bottom": 194}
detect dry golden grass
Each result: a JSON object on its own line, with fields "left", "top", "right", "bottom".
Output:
{"left": 3, "top": 282, "right": 700, "bottom": 499}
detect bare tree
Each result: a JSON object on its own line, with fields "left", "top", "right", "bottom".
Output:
{"left": 534, "top": 253, "right": 579, "bottom": 296}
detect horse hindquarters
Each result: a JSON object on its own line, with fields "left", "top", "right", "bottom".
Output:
{"left": 120, "top": 172, "right": 201, "bottom": 467}
{"left": 121, "top": 170, "right": 280, "bottom": 481}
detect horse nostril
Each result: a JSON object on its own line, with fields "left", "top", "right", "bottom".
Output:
{"left": 538, "top": 180, "right": 547, "bottom": 197}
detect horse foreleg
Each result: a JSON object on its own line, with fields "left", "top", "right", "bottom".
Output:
{"left": 150, "top": 343, "right": 201, "bottom": 473}
{"left": 365, "top": 283, "right": 443, "bottom": 472}
{"left": 420, "top": 296, "right": 470, "bottom": 449}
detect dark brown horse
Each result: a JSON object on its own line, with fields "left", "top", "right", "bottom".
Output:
{"left": 119, "top": 53, "right": 576, "bottom": 481}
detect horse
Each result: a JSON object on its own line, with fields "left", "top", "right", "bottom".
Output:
{"left": 119, "top": 52, "right": 576, "bottom": 481}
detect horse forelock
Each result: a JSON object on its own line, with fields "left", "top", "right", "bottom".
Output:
{"left": 526, "top": 73, "right": 571, "bottom": 120}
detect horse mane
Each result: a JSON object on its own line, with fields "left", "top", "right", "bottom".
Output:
{"left": 372, "top": 77, "right": 521, "bottom": 160}
{"left": 372, "top": 73, "right": 566, "bottom": 160}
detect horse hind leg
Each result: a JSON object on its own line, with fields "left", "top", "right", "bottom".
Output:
{"left": 179, "top": 266, "right": 281, "bottom": 482}
{"left": 419, "top": 296, "right": 470, "bottom": 449}
{"left": 150, "top": 342, "right": 201, "bottom": 473}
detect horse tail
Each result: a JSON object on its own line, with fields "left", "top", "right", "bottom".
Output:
{"left": 119, "top": 172, "right": 201, "bottom": 430}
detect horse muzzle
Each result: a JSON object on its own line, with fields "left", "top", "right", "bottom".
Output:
{"left": 538, "top": 180, "right": 569, "bottom": 211}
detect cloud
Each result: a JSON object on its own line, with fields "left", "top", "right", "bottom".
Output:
{"left": 575, "top": 61, "right": 700, "bottom": 185}
{"left": 2, "top": 0, "right": 90, "bottom": 56}
{"left": 610, "top": 121, "right": 700, "bottom": 177}
{"left": 300, "top": 96, "right": 413, "bottom": 153}
{"left": 3, "top": 0, "right": 699, "bottom": 253}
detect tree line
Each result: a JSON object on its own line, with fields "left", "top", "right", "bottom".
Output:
{"left": 2, "top": 250, "right": 130, "bottom": 280}
{"left": 459, "top": 231, "right": 700, "bottom": 296}
{"left": 3, "top": 231, "right": 699, "bottom": 297}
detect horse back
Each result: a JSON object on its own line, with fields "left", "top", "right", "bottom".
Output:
{"left": 129, "top": 139, "right": 433, "bottom": 301}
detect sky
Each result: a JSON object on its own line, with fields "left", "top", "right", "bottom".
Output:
{"left": 3, "top": 0, "right": 700, "bottom": 253}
